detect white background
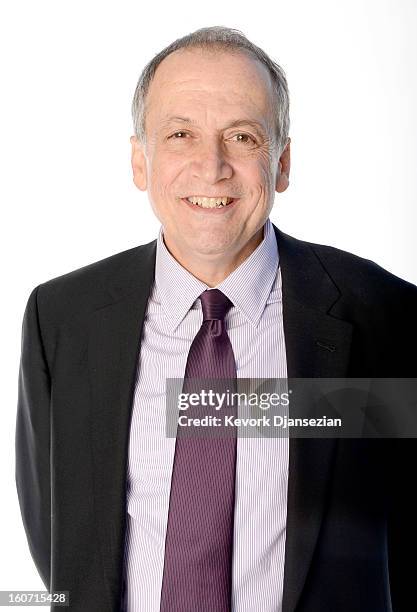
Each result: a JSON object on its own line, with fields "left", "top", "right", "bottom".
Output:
{"left": 1, "top": 0, "right": 416, "bottom": 605}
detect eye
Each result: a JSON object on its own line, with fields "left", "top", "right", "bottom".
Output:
{"left": 168, "top": 131, "right": 190, "bottom": 139}
{"left": 230, "top": 133, "right": 256, "bottom": 145}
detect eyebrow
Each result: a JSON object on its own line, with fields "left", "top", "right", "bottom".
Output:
{"left": 160, "top": 115, "right": 268, "bottom": 138}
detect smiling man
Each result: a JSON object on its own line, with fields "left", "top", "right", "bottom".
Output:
{"left": 16, "top": 26, "right": 417, "bottom": 612}
{"left": 130, "top": 42, "right": 289, "bottom": 287}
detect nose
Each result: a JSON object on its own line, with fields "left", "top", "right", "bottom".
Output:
{"left": 191, "top": 137, "right": 233, "bottom": 184}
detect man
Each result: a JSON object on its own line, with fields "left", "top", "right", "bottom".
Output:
{"left": 15, "top": 26, "right": 417, "bottom": 612}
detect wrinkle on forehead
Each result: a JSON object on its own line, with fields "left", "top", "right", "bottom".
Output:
{"left": 151, "top": 49, "right": 272, "bottom": 98}
{"left": 145, "top": 50, "right": 275, "bottom": 137}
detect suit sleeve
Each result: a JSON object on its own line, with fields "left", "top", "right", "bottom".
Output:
{"left": 387, "top": 439, "right": 417, "bottom": 611}
{"left": 386, "top": 285, "right": 417, "bottom": 611}
{"left": 15, "top": 284, "right": 51, "bottom": 589}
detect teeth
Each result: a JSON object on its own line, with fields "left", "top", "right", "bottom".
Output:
{"left": 186, "top": 196, "right": 232, "bottom": 208}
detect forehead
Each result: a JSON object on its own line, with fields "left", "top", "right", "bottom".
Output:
{"left": 145, "top": 48, "right": 275, "bottom": 127}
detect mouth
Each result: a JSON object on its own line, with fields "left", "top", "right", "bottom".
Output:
{"left": 180, "top": 195, "right": 239, "bottom": 212}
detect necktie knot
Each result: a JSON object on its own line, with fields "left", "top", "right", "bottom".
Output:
{"left": 200, "top": 289, "right": 233, "bottom": 322}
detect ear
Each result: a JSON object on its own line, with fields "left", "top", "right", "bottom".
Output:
{"left": 130, "top": 135, "right": 147, "bottom": 191}
{"left": 275, "top": 137, "right": 291, "bottom": 193}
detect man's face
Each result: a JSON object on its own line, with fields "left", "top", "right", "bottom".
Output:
{"left": 131, "top": 48, "right": 290, "bottom": 263}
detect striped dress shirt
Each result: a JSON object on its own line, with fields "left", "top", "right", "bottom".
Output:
{"left": 122, "top": 217, "right": 289, "bottom": 611}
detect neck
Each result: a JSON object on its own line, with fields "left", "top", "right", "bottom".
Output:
{"left": 163, "top": 227, "right": 265, "bottom": 287}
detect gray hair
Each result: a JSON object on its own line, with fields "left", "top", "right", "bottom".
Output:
{"left": 131, "top": 26, "right": 290, "bottom": 154}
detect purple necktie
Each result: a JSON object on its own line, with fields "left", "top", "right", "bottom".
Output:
{"left": 160, "top": 289, "right": 238, "bottom": 612}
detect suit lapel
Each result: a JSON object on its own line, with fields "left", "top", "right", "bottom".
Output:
{"left": 87, "top": 240, "right": 157, "bottom": 604}
{"left": 273, "top": 225, "right": 353, "bottom": 612}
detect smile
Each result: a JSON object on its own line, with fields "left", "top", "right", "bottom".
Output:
{"left": 185, "top": 196, "right": 235, "bottom": 208}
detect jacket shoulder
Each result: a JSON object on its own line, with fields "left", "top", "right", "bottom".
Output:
{"left": 28, "top": 239, "right": 156, "bottom": 327}
{"left": 311, "top": 243, "right": 417, "bottom": 297}
{"left": 301, "top": 236, "right": 417, "bottom": 302}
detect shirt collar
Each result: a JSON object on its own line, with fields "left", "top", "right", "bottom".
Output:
{"left": 155, "top": 217, "right": 279, "bottom": 332}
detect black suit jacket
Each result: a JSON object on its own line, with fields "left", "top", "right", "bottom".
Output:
{"left": 15, "top": 223, "right": 417, "bottom": 611}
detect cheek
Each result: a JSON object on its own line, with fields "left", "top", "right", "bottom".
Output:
{"left": 149, "top": 160, "right": 181, "bottom": 201}
{"left": 257, "top": 159, "right": 276, "bottom": 196}
{"left": 239, "top": 160, "right": 273, "bottom": 201}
